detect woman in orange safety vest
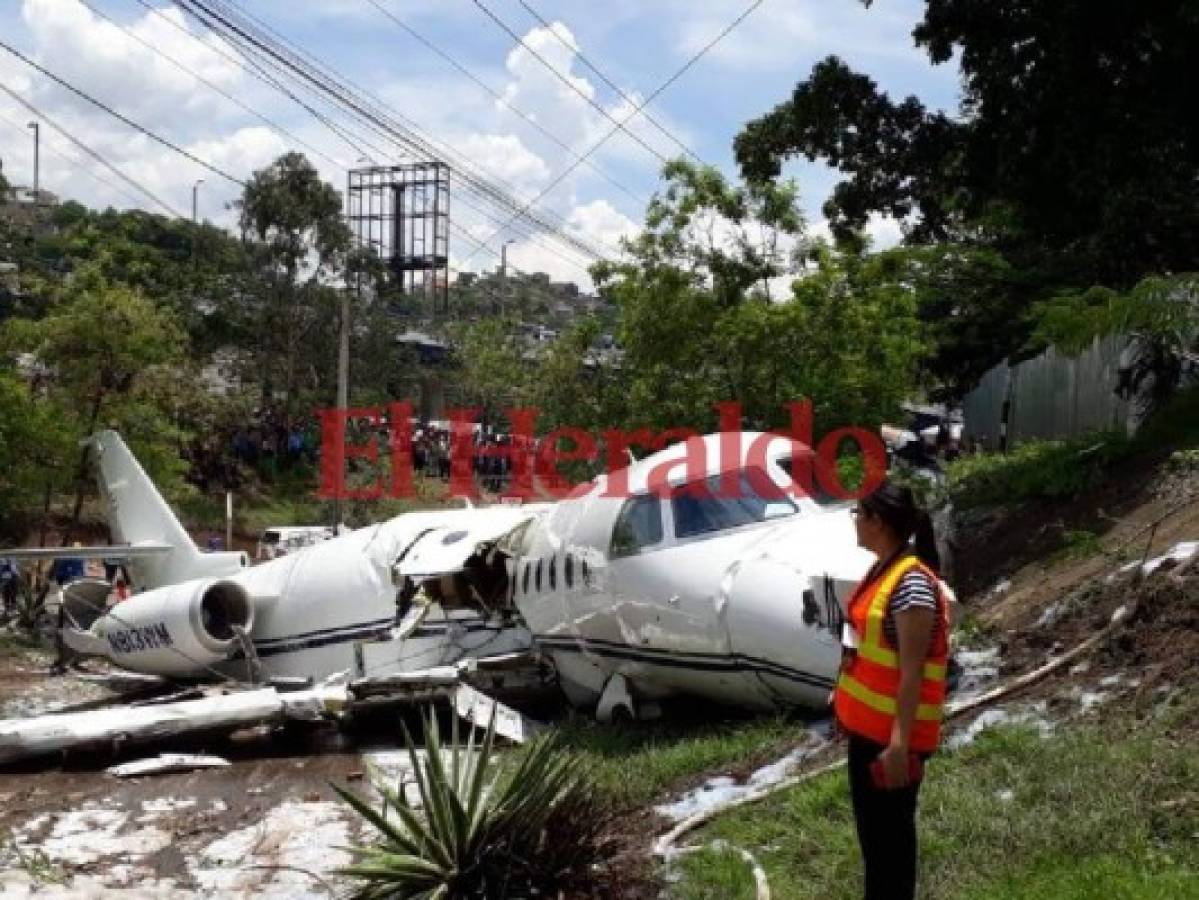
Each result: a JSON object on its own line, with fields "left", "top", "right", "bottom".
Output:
{"left": 834, "top": 480, "right": 950, "bottom": 900}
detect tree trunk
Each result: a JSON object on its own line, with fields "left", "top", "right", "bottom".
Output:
{"left": 63, "top": 389, "right": 104, "bottom": 546}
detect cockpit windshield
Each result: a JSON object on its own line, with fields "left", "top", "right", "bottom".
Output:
{"left": 670, "top": 469, "right": 797, "bottom": 540}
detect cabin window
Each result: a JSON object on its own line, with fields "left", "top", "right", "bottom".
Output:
{"left": 581, "top": 558, "right": 591, "bottom": 586}
{"left": 564, "top": 554, "right": 574, "bottom": 588}
{"left": 671, "top": 469, "right": 797, "bottom": 540}
{"left": 548, "top": 555, "right": 557, "bottom": 591}
{"left": 522, "top": 561, "right": 531, "bottom": 596}
{"left": 535, "top": 558, "right": 543, "bottom": 592}
{"left": 611, "top": 494, "right": 664, "bottom": 557}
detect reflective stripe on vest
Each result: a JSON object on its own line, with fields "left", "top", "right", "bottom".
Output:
{"left": 834, "top": 554, "right": 949, "bottom": 752}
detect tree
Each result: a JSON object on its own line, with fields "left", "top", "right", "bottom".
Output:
{"left": 236, "top": 152, "right": 350, "bottom": 416}
{"left": 736, "top": 4, "right": 1199, "bottom": 287}
{"left": 593, "top": 162, "right": 924, "bottom": 435}
{"left": 2, "top": 270, "right": 187, "bottom": 536}
{"left": 735, "top": 3, "right": 1199, "bottom": 397}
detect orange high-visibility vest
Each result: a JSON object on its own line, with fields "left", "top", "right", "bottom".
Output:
{"left": 834, "top": 554, "right": 949, "bottom": 753}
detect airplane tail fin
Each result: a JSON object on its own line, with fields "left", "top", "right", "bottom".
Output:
{"left": 90, "top": 430, "right": 247, "bottom": 590}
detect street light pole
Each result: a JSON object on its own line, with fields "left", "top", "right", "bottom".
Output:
{"left": 500, "top": 239, "right": 514, "bottom": 317}
{"left": 26, "top": 122, "right": 39, "bottom": 200}
{"left": 192, "top": 178, "right": 204, "bottom": 222}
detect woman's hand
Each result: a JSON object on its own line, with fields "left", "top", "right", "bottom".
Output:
{"left": 877, "top": 740, "right": 911, "bottom": 789}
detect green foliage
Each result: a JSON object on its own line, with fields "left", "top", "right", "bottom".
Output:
{"left": 593, "top": 161, "right": 924, "bottom": 435}
{"left": 1, "top": 271, "right": 190, "bottom": 527}
{"left": 947, "top": 434, "right": 1130, "bottom": 508}
{"left": 736, "top": 5, "right": 1199, "bottom": 400}
{"left": 948, "top": 384, "right": 1199, "bottom": 510}
{"left": 336, "top": 711, "right": 613, "bottom": 899}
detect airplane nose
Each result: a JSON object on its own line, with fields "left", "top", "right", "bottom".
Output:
{"left": 720, "top": 558, "right": 844, "bottom": 709}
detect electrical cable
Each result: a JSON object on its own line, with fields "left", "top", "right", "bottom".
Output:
{"left": 0, "top": 82, "right": 184, "bottom": 216}
{"left": 0, "top": 106, "right": 153, "bottom": 210}
{"left": 516, "top": 0, "right": 704, "bottom": 164}
{"left": 363, "top": 0, "right": 651, "bottom": 209}
{"left": 460, "top": 0, "right": 767, "bottom": 265}
{"left": 0, "top": 37, "right": 245, "bottom": 187}
{"left": 125, "top": 0, "right": 594, "bottom": 274}
{"left": 470, "top": 0, "right": 669, "bottom": 165}
{"left": 180, "top": 0, "right": 613, "bottom": 261}
{"left": 80, "top": 0, "right": 348, "bottom": 172}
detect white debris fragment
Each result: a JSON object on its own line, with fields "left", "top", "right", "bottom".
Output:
{"left": 137, "top": 797, "right": 199, "bottom": 822}
{"left": 1118, "top": 540, "right": 1198, "bottom": 576}
{"left": 191, "top": 799, "right": 352, "bottom": 899}
{"left": 653, "top": 731, "right": 829, "bottom": 823}
{"left": 946, "top": 704, "right": 1055, "bottom": 750}
{"left": 1099, "top": 674, "right": 1124, "bottom": 688}
{"left": 1069, "top": 661, "right": 1091, "bottom": 675}
{"left": 1077, "top": 691, "right": 1109, "bottom": 713}
{"left": 996, "top": 789, "right": 1015, "bottom": 803}
{"left": 1035, "top": 601, "right": 1064, "bottom": 628}
{"left": 990, "top": 579, "right": 1012, "bottom": 596}
{"left": 953, "top": 647, "right": 1001, "bottom": 697}
{"left": 108, "top": 754, "right": 231, "bottom": 778}
{"left": 452, "top": 683, "right": 541, "bottom": 743}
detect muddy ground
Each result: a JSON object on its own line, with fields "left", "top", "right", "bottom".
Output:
{"left": 1, "top": 462, "right": 1195, "bottom": 897}
{"left": 0, "top": 649, "right": 417, "bottom": 898}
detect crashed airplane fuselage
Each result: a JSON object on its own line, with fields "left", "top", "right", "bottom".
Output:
{"left": 23, "top": 430, "right": 873, "bottom": 716}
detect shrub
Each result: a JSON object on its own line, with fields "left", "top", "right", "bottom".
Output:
{"left": 335, "top": 711, "right": 616, "bottom": 899}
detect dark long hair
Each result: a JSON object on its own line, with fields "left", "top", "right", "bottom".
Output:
{"left": 860, "top": 480, "right": 940, "bottom": 572}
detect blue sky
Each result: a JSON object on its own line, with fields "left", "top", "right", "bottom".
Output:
{"left": 0, "top": 0, "right": 960, "bottom": 285}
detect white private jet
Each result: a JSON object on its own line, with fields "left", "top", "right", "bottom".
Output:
{"left": 3, "top": 430, "right": 872, "bottom": 721}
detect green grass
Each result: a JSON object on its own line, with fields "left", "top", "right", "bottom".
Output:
{"left": 672, "top": 722, "right": 1199, "bottom": 899}
{"left": 948, "top": 385, "right": 1199, "bottom": 510}
{"left": 509, "top": 714, "right": 816, "bottom": 811}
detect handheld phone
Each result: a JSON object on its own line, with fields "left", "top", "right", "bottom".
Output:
{"left": 869, "top": 753, "right": 924, "bottom": 790}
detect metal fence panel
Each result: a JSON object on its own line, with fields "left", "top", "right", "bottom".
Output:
{"left": 963, "top": 334, "right": 1130, "bottom": 448}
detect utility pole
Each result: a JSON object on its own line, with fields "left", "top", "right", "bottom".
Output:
{"left": 192, "top": 178, "right": 204, "bottom": 222}
{"left": 500, "top": 238, "right": 514, "bottom": 317}
{"left": 26, "top": 121, "right": 38, "bottom": 200}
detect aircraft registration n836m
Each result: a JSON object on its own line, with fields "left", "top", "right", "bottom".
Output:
{"left": 6, "top": 430, "right": 872, "bottom": 719}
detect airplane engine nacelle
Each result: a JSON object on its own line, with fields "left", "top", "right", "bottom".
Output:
{"left": 91, "top": 579, "right": 254, "bottom": 677}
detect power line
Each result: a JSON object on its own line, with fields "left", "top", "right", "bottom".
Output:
{"left": 0, "top": 82, "right": 183, "bottom": 216}
{"left": 0, "top": 107, "right": 146, "bottom": 209}
{"left": 362, "top": 0, "right": 650, "bottom": 209}
{"left": 516, "top": 0, "right": 703, "bottom": 164}
{"left": 179, "top": 0, "right": 614, "bottom": 262}
{"left": 470, "top": 0, "right": 670, "bottom": 166}
{"left": 79, "top": 0, "right": 348, "bottom": 173}
{"left": 130, "top": 0, "right": 376, "bottom": 169}
{"left": 0, "top": 38, "right": 245, "bottom": 187}
{"left": 460, "top": 0, "right": 767, "bottom": 265}
{"left": 204, "top": 0, "right": 620, "bottom": 269}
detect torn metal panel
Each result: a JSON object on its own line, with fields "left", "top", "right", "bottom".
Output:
{"left": 0, "top": 688, "right": 284, "bottom": 764}
{"left": 106, "top": 753, "right": 231, "bottom": 777}
{"left": 452, "top": 683, "right": 542, "bottom": 743}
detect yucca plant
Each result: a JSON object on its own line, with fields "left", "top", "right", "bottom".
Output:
{"left": 335, "top": 709, "right": 614, "bottom": 899}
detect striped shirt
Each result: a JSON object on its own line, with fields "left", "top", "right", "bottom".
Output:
{"left": 883, "top": 568, "right": 944, "bottom": 648}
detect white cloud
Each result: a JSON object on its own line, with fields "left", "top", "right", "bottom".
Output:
{"left": 671, "top": 0, "right": 927, "bottom": 72}
{"left": 452, "top": 133, "right": 550, "bottom": 193}
{"left": 567, "top": 198, "right": 638, "bottom": 250}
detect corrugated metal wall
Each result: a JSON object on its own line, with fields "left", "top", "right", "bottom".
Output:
{"left": 962, "top": 334, "right": 1130, "bottom": 448}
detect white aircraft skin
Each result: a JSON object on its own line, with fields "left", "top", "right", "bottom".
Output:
{"left": 30, "top": 430, "right": 875, "bottom": 718}
{"left": 512, "top": 433, "right": 873, "bottom": 714}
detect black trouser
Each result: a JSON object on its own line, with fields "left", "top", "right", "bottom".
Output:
{"left": 848, "top": 734, "right": 926, "bottom": 900}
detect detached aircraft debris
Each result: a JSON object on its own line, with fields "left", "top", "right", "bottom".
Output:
{"left": 0, "top": 429, "right": 872, "bottom": 763}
